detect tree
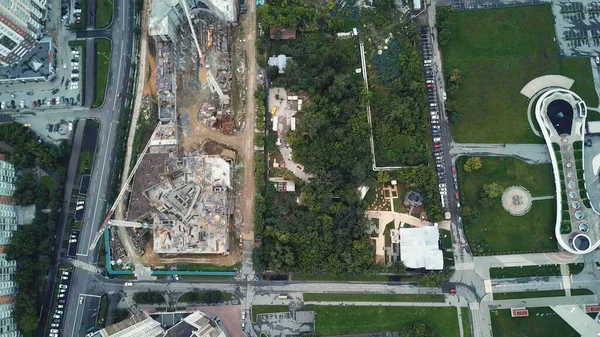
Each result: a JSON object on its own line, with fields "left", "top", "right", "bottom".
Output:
{"left": 449, "top": 68, "right": 461, "bottom": 84}
{"left": 401, "top": 322, "right": 436, "bottom": 337}
{"left": 390, "top": 260, "right": 407, "bottom": 274}
{"left": 418, "top": 272, "right": 450, "bottom": 287}
{"left": 463, "top": 157, "right": 482, "bottom": 172}
{"left": 377, "top": 171, "right": 390, "bottom": 184}
{"left": 482, "top": 182, "right": 503, "bottom": 199}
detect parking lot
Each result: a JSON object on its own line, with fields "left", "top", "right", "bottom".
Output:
{"left": 46, "top": 266, "right": 74, "bottom": 337}
{"left": 421, "top": 26, "right": 449, "bottom": 208}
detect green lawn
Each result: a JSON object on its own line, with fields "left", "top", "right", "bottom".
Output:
{"left": 461, "top": 308, "right": 472, "bottom": 337}
{"left": 92, "top": 39, "right": 111, "bottom": 108}
{"left": 303, "top": 293, "right": 445, "bottom": 302}
{"left": 560, "top": 58, "right": 599, "bottom": 108}
{"left": 490, "top": 265, "right": 561, "bottom": 278}
{"left": 571, "top": 289, "right": 595, "bottom": 296}
{"left": 76, "top": 151, "right": 92, "bottom": 186}
{"left": 95, "top": 0, "right": 114, "bottom": 28}
{"left": 491, "top": 307, "right": 579, "bottom": 337}
{"left": 178, "top": 291, "right": 232, "bottom": 303}
{"left": 96, "top": 294, "right": 109, "bottom": 329}
{"left": 457, "top": 157, "right": 557, "bottom": 254}
{"left": 313, "top": 306, "right": 461, "bottom": 336}
{"left": 442, "top": 5, "right": 598, "bottom": 143}
{"left": 568, "top": 263, "right": 584, "bottom": 275}
{"left": 252, "top": 305, "right": 289, "bottom": 322}
{"left": 493, "top": 290, "right": 565, "bottom": 300}
{"left": 40, "top": 175, "right": 56, "bottom": 190}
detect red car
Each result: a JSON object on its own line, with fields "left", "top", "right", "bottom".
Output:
{"left": 449, "top": 288, "right": 456, "bottom": 294}
{"left": 455, "top": 192, "right": 459, "bottom": 200}
{"left": 117, "top": 92, "right": 121, "bottom": 98}
{"left": 434, "top": 144, "right": 442, "bottom": 149}
{"left": 75, "top": 19, "right": 80, "bottom": 24}
{"left": 451, "top": 165, "right": 456, "bottom": 175}
{"left": 427, "top": 83, "right": 435, "bottom": 88}
{"left": 51, "top": 98, "right": 56, "bottom": 105}
{"left": 32, "top": 101, "right": 36, "bottom": 108}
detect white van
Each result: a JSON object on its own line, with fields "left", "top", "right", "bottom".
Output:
{"left": 430, "top": 103, "right": 437, "bottom": 107}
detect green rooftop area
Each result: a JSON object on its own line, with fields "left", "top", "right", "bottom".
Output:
{"left": 442, "top": 5, "right": 598, "bottom": 144}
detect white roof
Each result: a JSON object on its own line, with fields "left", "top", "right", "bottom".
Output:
{"left": 399, "top": 226, "right": 443, "bottom": 270}
{"left": 413, "top": 0, "right": 422, "bottom": 10}
{"left": 588, "top": 121, "right": 600, "bottom": 134}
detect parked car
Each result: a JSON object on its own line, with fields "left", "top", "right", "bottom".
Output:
{"left": 51, "top": 98, "right": 56, "bottom": 105}
{"left": 72, "top": 77, "right": 79, "bottom": 82}
{"left": 455, "top": 192, "right": 459, "bottom": 200}
{"left": 72, "top": 69, "right": 79, "bottom": 74}
{"left": 59, "top": 285, "right": 68, "bottom": 289}
{"left": 32, "top": 101, "right": 36, "bottom": 108}
{"left": 51, "top": 323, "right": 59, "bottom": 328}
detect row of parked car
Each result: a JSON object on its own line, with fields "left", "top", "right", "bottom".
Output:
{"left": 49, "top": 270, "right": 71, "bottom": 337}
{"left": 61, "top": 0, "right": 82, "bottom": 24}
{"left": 421, "top": 26, "right": 449, "bottom": 207}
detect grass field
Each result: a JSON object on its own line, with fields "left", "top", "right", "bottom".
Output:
{"left": 491, "top": 307, "right": 578, "bottom": 337}
{"left": 493, "top": 290, "right": 565, "bottom": 300}
{"left": 40, "top": 175, "right": 57, "bottom": 190}
{"left": 490, "top": 265, "right": 561, "bottom": 278}
{"left": 560, "top": 58, "right": 599, "bottom": 108}
{"left": 568, "top": 263, "right": 585, "bottom": 275}
{"left": 92, "top": 39, "right": 111, "bottom": 108}
{"left": 571, "top": 289, "right": 595, "bottom": 296}
{"left": 95, "top": 0, "right": 114, "bottom": 28}
{"left": 313, "top": 306, "right": 461, "bottom": 336}
{"left": 461, "top": 308, "right": 472, "bottom": 337}
{"left": 252, "top": 305, "right": 289, "bottom": 322}
{"left": 457, "top": 156, "right": 557, "bottom": 254}
{"left": 442, "top": 5, "right": 598, "bottom": 143}
{"left": 96, "top": 294, "right": 109, "bottom": 329}
{"left": 303, "top": 293, "right": 445, "bottom": 302}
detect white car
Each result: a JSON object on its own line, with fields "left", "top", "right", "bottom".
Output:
{"left": 0, "top": 102, "right": 5, "bottom": 109}
{"left": 55, "top": 310, "right": 63, "bottom": 315}
{"left": 74, "top": 8, "right": 81, "bottom": 13}
{"left": 50, "top": 323, "right": 59, "bottom": 328}
{"left": 124, "top": 282, "right": 133, "bottom": 286}
{"left": 242, "top": 311, "right": 246, "bottom": 320}
{"left": 68, "top": 122, "right": 73, "bottom": 131}
{"left": 19, "top": 100, "right": 24, "bottom": 108}
{"left": 69, "top": 239, "right": 77, "bottom": 243}
{"left": 62, "top": 271, "right": 70, "bottom": 276}
{"left": 59, "top": 289, "right": 66, "bottom": 293}
{"left": 50, "top": 329, "right": 59, "bottom": 333}
{"left": 71, "top": 62, "right": 79, "bottom": 67}
{"left": 71, "top": 73, "right": 78, "bottom": 78}
{"left": 79, "top": 296, "right": 84, "bottom": 304}
{"left": 62, "top": 276, "right": 69, "bottom": 280}
{"left": 46, "top": 100, "right": 51, "bottom": 107}
{"left": 53, "top": 314, "right": 60, "bottom": 319}
{"left": 57, "top": 294, "right": 64, "bottom": 298}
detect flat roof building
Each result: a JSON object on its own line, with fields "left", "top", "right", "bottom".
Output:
{"left": 399, "top": 226, "right": 443, "bottom": 270}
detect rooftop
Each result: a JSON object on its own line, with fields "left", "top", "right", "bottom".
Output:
{"left": 0, "top": 37, "right": 54, "bottom": 82}
{"left": 399, "top": 226, "right": 443, "bottom": 270}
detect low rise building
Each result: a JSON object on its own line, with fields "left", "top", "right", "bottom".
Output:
{"left": 398, "top": 226, "right": 443, "bottom": 270}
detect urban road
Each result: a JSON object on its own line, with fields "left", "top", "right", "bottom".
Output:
{"left": 35, "top": 0, "right": 136, "bottom": 335}
{"left": 33, "top": 1, "right": 600, "bottom": 337}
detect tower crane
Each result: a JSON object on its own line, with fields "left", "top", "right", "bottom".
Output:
{"left": 88, "top": 124, "right": 160, "bottom": 251}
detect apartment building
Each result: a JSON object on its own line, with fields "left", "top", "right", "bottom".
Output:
{"left": 0, "top": 0, "right": 46, "bottom": 66}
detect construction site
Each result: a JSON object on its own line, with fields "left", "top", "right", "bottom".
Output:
{"left": 98, "top": 0, "right": 256, "bottom": 270}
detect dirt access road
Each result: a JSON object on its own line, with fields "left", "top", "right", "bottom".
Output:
{"left": 113, "top": 5, "right": 257, "bottom": 268}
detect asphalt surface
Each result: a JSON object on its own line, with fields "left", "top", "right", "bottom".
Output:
{"left": 37, "top": 0, "right": 135, "bottom": 335}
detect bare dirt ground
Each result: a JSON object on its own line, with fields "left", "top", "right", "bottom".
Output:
{"left": 143, "top": 40, "right": 157, "bottom": 96}
{"left": 114, "top": 4, "right": 256, "bottom": 269}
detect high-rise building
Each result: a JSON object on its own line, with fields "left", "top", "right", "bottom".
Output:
{"left": 0, "top": 0, "right": 47, "bottom": 66}
{"left": 0, "top": 158, "right": 19, "bottom": 337}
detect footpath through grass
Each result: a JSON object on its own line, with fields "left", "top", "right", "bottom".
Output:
{"left": 95, "top": 0, "right": 114, "bottom": 28}
{"left": 491, "top": 307, "right": 579, "bottom": 337}
{"left": 303, "top": 293, "right": 445, "bottom": 302}
{"left": 92, "top": 39, "right": 111, "bottom": 108}
{"left": 457, "top": 156, "right": 557, "bottom": 255}
{"left": 313, "top": 306, "right": 461, "bottom": 336}
{"left": 442, "top": 5, "right": 598, "bottom": 143}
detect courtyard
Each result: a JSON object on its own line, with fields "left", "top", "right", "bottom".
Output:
{"left": 491, "top": 307, "right": 579, "bottom": 337}
{"left": 442, "top": 5, "right": 598, "bottom": 144}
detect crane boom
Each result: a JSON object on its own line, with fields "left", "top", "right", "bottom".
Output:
{"left": 89, "top": 124, "right": 160, "bottom": 251}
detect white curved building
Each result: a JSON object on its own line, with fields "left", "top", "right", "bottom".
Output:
{"left": 534, "top": 88, "right": 600, "bottom": 254}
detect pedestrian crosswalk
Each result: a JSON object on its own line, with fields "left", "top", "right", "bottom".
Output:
{"left": 455, "top": 262, "right": 475, "bottom": 270}
{"left": 69, "top": 259, "right": 99, "bottom": 274}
